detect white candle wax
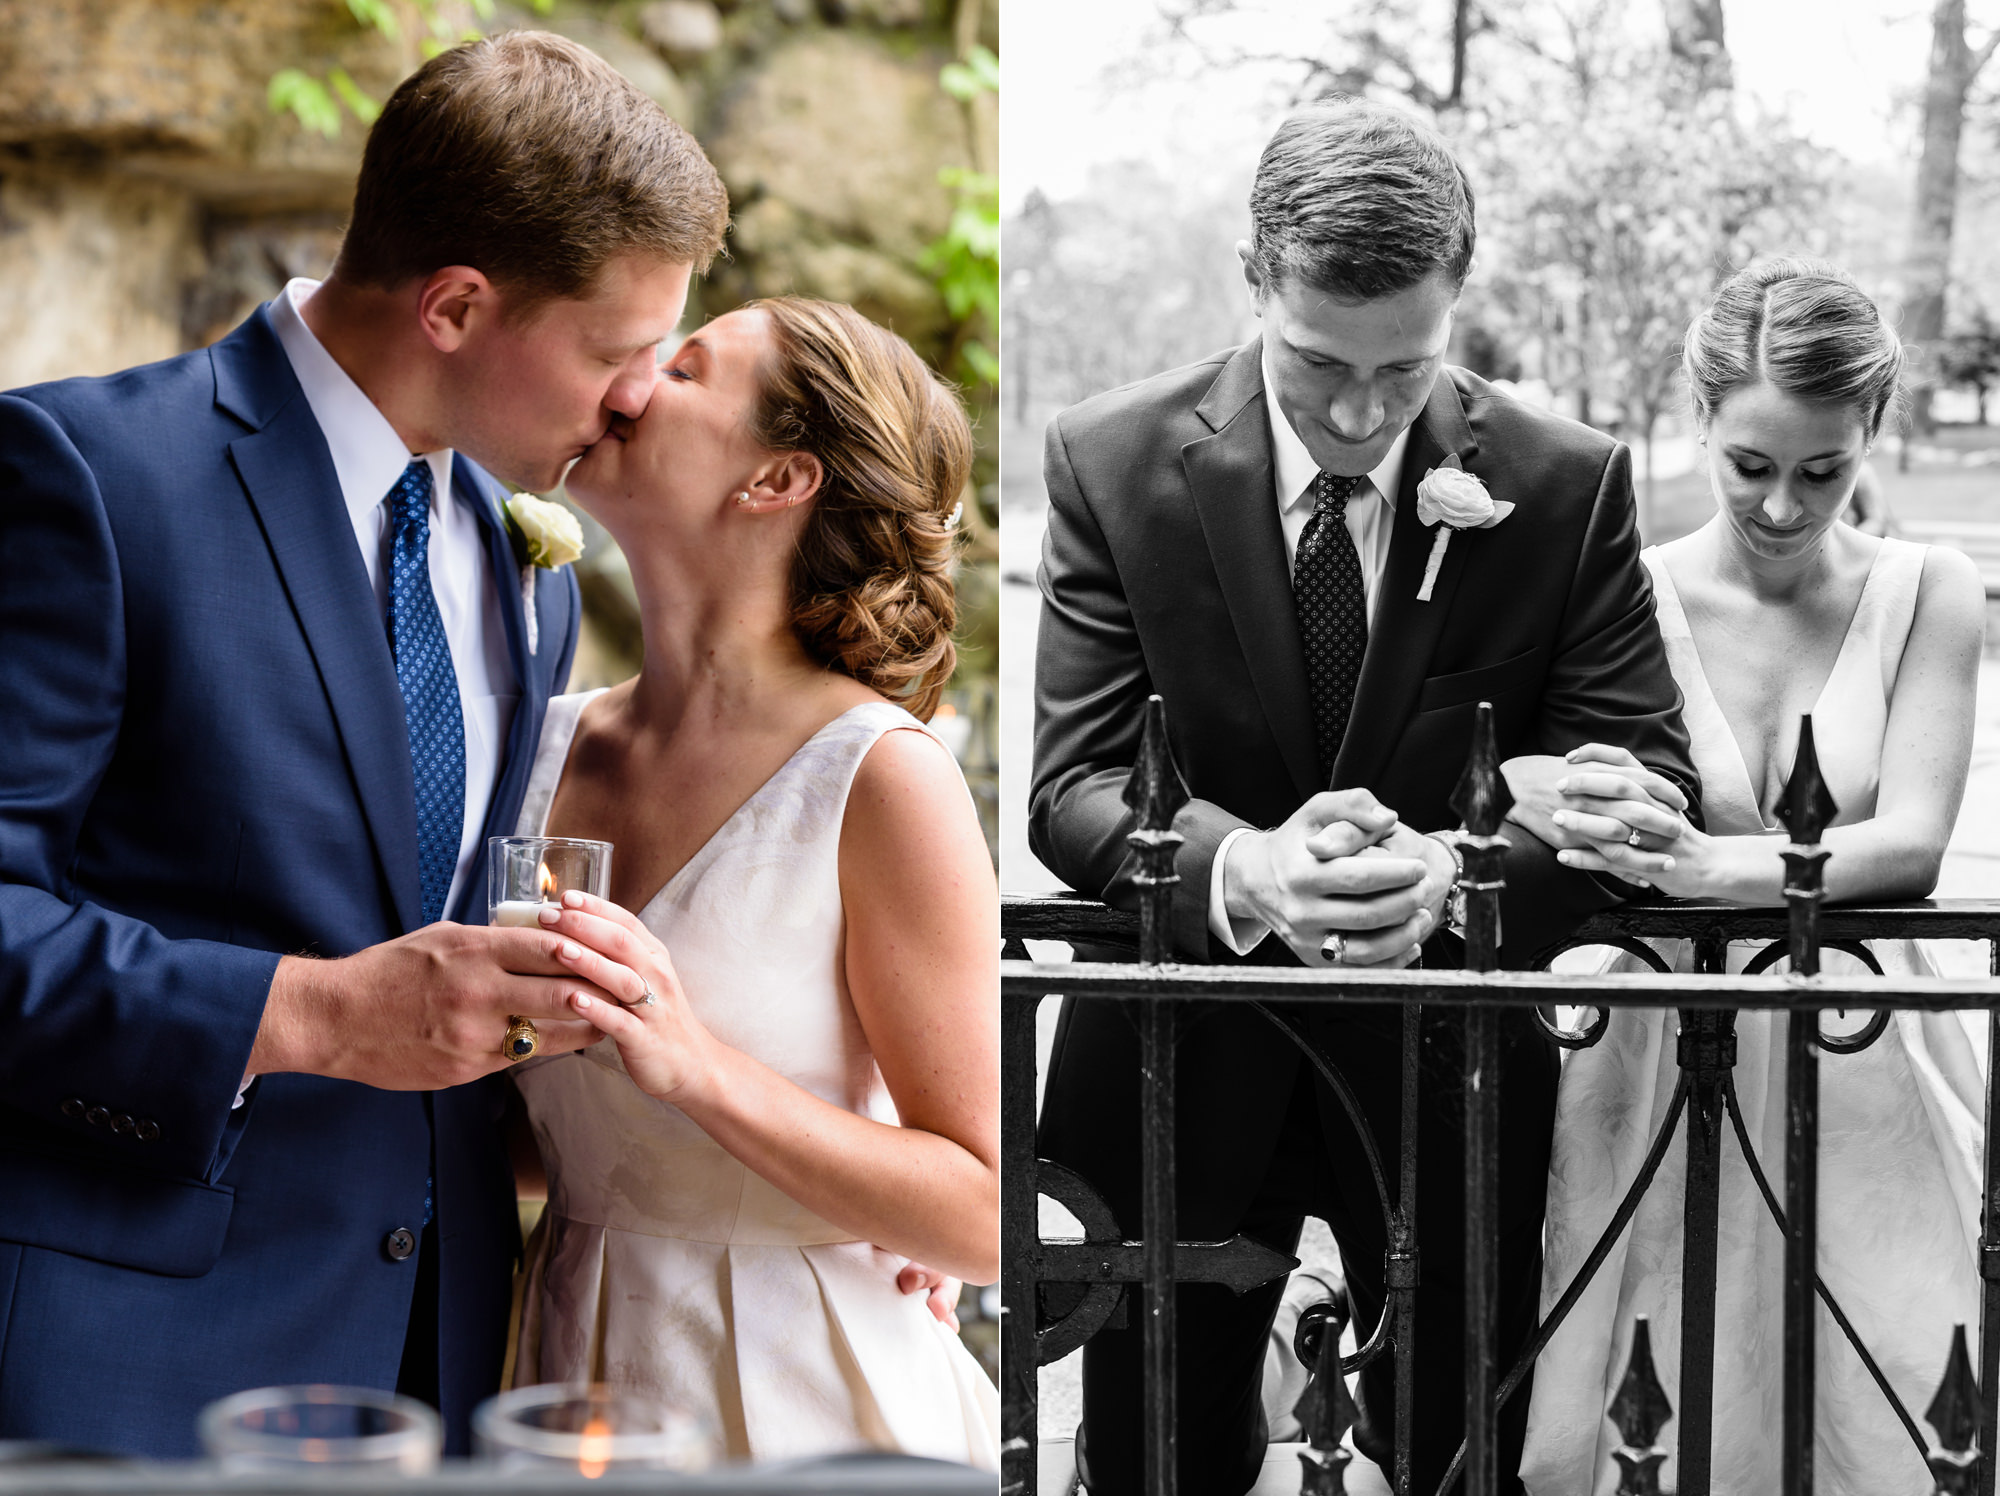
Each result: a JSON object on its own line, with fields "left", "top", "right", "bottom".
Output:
{"left": 492, "top": 900, "right": 558, "bottom": 928}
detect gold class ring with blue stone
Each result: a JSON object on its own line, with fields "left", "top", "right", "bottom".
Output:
{"left": 502, "top": 1015, "right": 540, "bottom": 1062}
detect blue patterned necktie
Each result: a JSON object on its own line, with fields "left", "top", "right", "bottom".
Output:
{"left": 1293, "top": 471, "right": 1369, "bottom": 784}
{"left": 385, "top": 459, "right": 465, "bottom": 928}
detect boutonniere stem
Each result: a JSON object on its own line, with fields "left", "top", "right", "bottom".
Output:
{"left": 1413, "top": 456, "right": 1513, "bottom": 602}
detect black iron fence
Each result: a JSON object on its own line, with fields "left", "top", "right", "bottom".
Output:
{"left": 1001, "top": 698, "right": 2000, "bottom": 1496}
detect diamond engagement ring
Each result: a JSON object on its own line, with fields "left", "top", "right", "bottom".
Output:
{"left": 624, "top": 985, "right": 658, "bottom": 1009}
{"left": 1627, "top": 831, "right": 1644, "bottom": 848}
{"left": 1320, "top": 934, "right": 1348, "bottom": 965}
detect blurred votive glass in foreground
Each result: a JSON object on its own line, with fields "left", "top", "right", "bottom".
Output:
{"left": 198, "top": 1385, "right": 441, "bottom": 1473}
{"left": 475, "top": 1384, "right": 714, "bottom": 1477}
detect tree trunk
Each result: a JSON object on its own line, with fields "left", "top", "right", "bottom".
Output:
{"left": 1664, "top": 0, "right": 1731, "bottom": 85}
{"left": 1904, "top": 0, "right": 1996, "bottom": 434}
{"left": 1449, "top": 0, "right": 1472, "bottom": 107}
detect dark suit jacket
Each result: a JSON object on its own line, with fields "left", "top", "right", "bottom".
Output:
{"left": 0, "top": 306, "right": 580, "bottom": 1456}
{"left": 1030, "top": 344, "right": 1697, "bottom": 1229}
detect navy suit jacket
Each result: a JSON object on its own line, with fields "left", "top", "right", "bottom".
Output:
{"left": 0, "top": 306, "right": 580, "bottom": 1456}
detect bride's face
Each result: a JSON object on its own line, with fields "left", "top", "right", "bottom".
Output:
{"left": 1704, "top": 380, "right": 1869, "bottom": 563}
{"left": 567, "top": 308, "right": 776, "bottom": 524}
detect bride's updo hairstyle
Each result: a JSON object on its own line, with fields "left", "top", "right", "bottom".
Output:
{"left": 746, "top": 297, "right": 971, "bottom": 723}
{"left": 1682, "top": 257, "right": 1906, "bottom": 441}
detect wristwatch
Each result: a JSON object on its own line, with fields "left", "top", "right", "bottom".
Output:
{"left": 1427, "top": 829, "right": 1469, "bottom": 935}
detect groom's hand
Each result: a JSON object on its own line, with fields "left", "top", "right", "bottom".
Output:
{"left": 249, "top": 925, "right": 615, "bottom": 1090}
{"left": 1224, "top": 792, "right": 1446, "bottom": 968}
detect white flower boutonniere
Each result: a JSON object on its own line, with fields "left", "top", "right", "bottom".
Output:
{"left": 504, "top": 494, "right": 586, "bottom": 654}
{"left": 1413, "top": 456, "right": 1513, "bottom": 602}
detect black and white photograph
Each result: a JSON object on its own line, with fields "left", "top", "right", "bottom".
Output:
{"left": 999, "top": 2, "right": 2000, "bottom": 1494}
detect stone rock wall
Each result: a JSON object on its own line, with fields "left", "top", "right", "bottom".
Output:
{"left": 0, "top": 0, "right": 995, "bottom": 383}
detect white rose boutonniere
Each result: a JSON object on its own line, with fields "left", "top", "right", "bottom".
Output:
{"left": 504, "top": 494, "right": 586, "bottom": 654}
{"left": 1412, "top": 456, "right": 1513, "bottom": 602}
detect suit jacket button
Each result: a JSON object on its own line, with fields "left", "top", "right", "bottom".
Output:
{"left": 111, "top": 1113, "right": 136, "bottom": 1135}
{"left": 136, "top": 1119, "right": 160, "bottom": 1142}
{"left": 60, "top": 1098, "right": 85, "bottom": 1120}
{"left": 384, "top": 1228, "right": 417, "bottom": 1262}
{"left": 84, "top": 1106, "right": 110, "bottom": 1129}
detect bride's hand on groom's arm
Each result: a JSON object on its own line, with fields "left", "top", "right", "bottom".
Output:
{"left": 248, "top": 924, "right": 616, "bottom": 1090}
{"left": 1502, "top": 747, "right": 1689, "bottom": 854}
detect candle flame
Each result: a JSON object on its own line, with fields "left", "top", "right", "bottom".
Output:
{"left": 577, "top": 1414, "right": 613, "bottom": 1479}
{"left": 538, "top": 861, "right": 558, "bottom": 900}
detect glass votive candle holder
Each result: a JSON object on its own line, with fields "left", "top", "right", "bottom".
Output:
{"left": 198, "top": 1385, "right": 441, "bottom": 1474}
{"left": 488, "top": 836, "right": 612, "bottom": 927}
{"left": 473, "top": 1384, "right": 713, "bottom": 1476}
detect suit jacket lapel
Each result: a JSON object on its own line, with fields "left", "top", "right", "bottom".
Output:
{"left": 1332, "top": 372, "right": 1480, "bottom": 791}
{"left": 449, "top": 469, "right": 546, "bottom": 925}
{"left": 215, "top": 312, "right": 423, "bottom": 932}
{"left": 1182, "top": 340, "right": 1323, "bottom": 803}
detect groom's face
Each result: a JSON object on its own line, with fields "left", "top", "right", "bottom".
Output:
{"left": 445, "top": 253, "right": 694, "bottom": 491}
{"left": 1244, "top": 255, "right": 1456, "bottom": 479}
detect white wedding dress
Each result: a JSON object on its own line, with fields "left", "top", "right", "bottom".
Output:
{"left": 1519, "top": 540, "right": 1987, "bottom": 1495}
{"left": 508, "top": 692, "right": 999, "bottom": 1468}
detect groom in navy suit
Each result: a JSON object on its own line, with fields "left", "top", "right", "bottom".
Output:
{"left": 0, "top": 33, "right": 727, "bottom": 1455}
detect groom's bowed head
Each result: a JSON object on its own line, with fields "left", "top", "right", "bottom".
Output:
{"left": 303, "top": 30, "right": 730, "bottom": 493}
{"left": 1238, "top": 98, "right": 1473, "bottom": 485}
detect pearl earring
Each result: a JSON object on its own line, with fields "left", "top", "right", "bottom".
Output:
{"left": 733, "top": 491, "right": 752, "bottom": 507}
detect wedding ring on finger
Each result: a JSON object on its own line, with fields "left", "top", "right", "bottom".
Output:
{"left": 501, "top": 1015, "right": 540, "bottom": 1062}
{"left": 1627, "top": 830, "right": 1644, "bottom": 849}
{"left": 619, "top": 984, "right": 658, "bottom": 1010}
{"left": 1320, "top": 933, "right": 1349, "bottom": 966}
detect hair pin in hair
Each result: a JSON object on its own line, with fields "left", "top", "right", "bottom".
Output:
{"left": 945, "top": 501, "right": 963, "bottom": 529}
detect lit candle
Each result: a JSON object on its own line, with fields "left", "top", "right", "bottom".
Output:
{"left": 492, "top": 862, "right": 560, "bottom": 927}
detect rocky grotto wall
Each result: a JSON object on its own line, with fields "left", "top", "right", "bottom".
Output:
{"left": 0, "top": 0, "right": 1000, "bottom": 829}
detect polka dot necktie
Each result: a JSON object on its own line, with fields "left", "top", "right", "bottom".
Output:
{"left": 385, "top": 459, "right": 465, "bottom": 928}
{"left": 1293, "top": 471, "right": 1368, "bottom": 784}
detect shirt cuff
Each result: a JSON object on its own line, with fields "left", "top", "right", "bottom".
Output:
{"left": 1207, "top": 826, "right": 1271, "bottom": 955}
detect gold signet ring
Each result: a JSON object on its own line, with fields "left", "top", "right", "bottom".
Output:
{"left": 502, "top": 1015, "right": 540, "bottom": 1062}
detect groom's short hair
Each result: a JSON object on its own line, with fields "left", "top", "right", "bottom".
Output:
{"left": 1248, "top": 97, "right": 1475, "bottom": 302}
{"left": 334, "top": 31, "right": 729, "bottom": 306}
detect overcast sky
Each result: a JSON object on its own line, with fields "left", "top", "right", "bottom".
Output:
{"left": 1003, "top": 0, "right": 1939, "bottom": 209}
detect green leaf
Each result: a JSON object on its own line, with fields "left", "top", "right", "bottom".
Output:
{"left": 328, "top": 67, "right": 381, "bottom": 125}
{"left": 345, "top": 0, "right": 401, "bottom": 41}
{"left": 961, "top": 340, "right": 1000, "bottom": 388}
{"left": 268, "top": 69, "right": 342, "bottom": 138}
{"left": 940, "top": 45, "right": 999, "bottom": 100}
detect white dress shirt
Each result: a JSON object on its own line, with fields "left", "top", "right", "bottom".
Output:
{"left": 1205, "top": 358, "right": 1412, "bottom": 953}
{"left": 268, "top": 279, "right": 520, "bottom": 923}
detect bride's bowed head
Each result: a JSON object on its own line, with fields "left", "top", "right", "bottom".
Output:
{"left": 1681, "top": 259, "right": 1906, "bottom": 569}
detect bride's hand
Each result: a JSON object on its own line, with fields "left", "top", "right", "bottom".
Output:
{"left": 539, "top": 890, "right": 720, "bottom": 1102}
{"left": 1503, "top": 747, "right": 1685, "bottom": 853}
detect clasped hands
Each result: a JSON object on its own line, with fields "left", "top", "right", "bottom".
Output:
{"left": 1500, "top": 744, "right": 1705, "bottom": 897}
{"left": 1223, "top": 790, "right": 1455, "bottom": 968}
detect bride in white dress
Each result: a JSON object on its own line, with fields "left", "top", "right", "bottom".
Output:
{"left": 1510, "top": 260, "right": 1987, "bottom": 1494}
{"left": 504, "top": 296, "right": 998, "bottom": 1466}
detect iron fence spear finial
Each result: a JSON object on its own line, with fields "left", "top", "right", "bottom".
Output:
{"left": 1927, "top": 1323, "right": 1981, "bottom": 1494}
{"left": 1609, "top": 1316, "right": 1673, "bottom": 1496}
{"left": 1777, "top": 714, "right": 1837, "bottom": 1496}
{"left": 1449, "top": 698, "right": 1515, "bottom": 839}
{"left": 1294, "top": 1298, "right": 1358, "bottom": 1494}
{"left": 1449, "top": 703, "right": 1510, "bottom": 1495}
{"left": 1124, "top": 694, "right": 1189, "bottom": 967}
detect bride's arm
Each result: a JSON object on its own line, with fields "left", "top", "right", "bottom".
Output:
{"left": 1559, "top": 546, "right": 1985, "bottom": 902}
{"left": 548, "top": 727, "right": 1000, "bottom": 1285}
